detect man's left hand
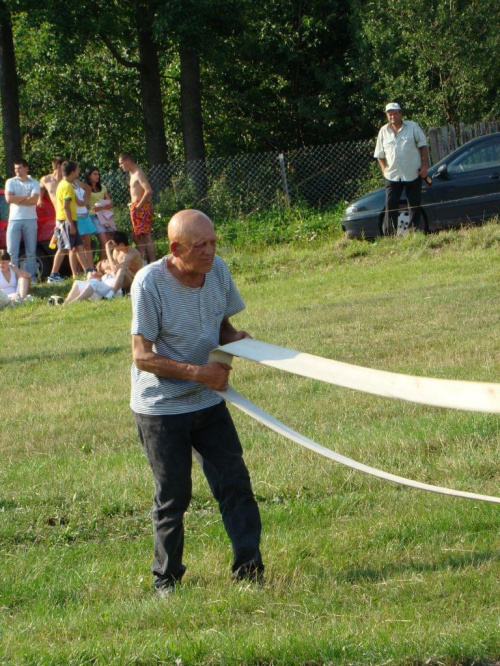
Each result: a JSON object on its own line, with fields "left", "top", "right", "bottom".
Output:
{"left": 231, "top": 330, "right": 252, "bottom": 342}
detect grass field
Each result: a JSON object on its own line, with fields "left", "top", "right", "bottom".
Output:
{"left": 2, "top": 223, "right": 500, "bottom": 665}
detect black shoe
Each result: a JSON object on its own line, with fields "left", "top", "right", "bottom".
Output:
{"left": 155, "top": 581, "right": 176, "bottom": 599}
{"left": 155, "top": 564, "right": 186, "bottom": 598}
{"left": 232, "top": 561, "right": 265, "bottom": 585}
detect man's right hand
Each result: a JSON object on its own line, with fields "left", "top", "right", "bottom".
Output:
{"left": 196, "top": 362, "right": 231, "bottom": 391}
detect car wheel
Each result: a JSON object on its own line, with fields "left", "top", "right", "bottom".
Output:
{"left": 419, "top": 210, "right": 429, "bottom": 234}
{"left": 396, "top": 208, "right": 411, "bottom": 236}
{"left": 379, "top": 208, "right": 410, "bottom": 236}
{"left": 19, "top": 245, "right": 54, "bottom": 281}
{"left": 379, "top": 212, "right": 385, "bottom": 236}
{"left": 395, "top": 206, "right": 429, "bottom": 235}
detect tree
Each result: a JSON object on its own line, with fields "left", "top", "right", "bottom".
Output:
{"left": 179, "top": 48, "right": 206, "bottom": 197}
{"left": 12, "top": 0, "right": 170, "bottom": 169}
{"left": 0, "top": 0, "right": 21, "bottom": 176}
{"left": 12, "top": 15, "right": 143, "bottom": 172}
{"left": 100, "top": 0, "right": 169, "bottom": 167}
{"left": 194, "top": 0, "right": 360, "bottom": 153}
{"left": 347, "top": 0, "right": 500, "bottom": 131}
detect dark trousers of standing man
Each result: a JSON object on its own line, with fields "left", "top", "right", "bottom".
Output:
{"left": 135, "top": 401, "right": 263, "bottom": 589}
{"left": 384, "top": 177, "right": 424, "bottom": 235}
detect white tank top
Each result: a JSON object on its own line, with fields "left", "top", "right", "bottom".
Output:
{"left": 74, "top": 185, "right": 88, "bottom": 215}
{"left": 0, "top": 265, "right": 18, "bottom": 296}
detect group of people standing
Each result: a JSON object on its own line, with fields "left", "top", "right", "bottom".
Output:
{"left": 45, "top": 152, "right": 156, "bottom": 284}
{"left": 44, "top": 158, "right": 117, "bottom": 283}
{"left": 1, "top": 152, "right": 155, "bottom": 305}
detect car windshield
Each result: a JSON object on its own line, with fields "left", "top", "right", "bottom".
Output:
{"left": 447, "top": 138, "right": 500, "bottom": 174}
{"left": 0, "top": 194, "right": 8, "bottom": 220}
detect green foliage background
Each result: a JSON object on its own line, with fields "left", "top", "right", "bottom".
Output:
{"left": 1, "top": 0, "right": 499, "bottom": 178}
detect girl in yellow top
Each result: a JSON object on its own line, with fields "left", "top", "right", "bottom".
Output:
{"left": 85, "top": 165, "right": 117, "bottom": 260}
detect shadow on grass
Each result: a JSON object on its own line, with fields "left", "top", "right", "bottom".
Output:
{"left": 340, "top": 549, "right": 499, "bottom": 584}
{"left": 0, "top": 345, "right": 128, "bottom": 365}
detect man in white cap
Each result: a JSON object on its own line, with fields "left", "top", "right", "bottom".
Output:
{"left": 374, "top": 103, "right": 429, "bottom": 235}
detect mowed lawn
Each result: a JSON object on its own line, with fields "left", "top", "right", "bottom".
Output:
{"left": 1, "top": 224, "right": 500, "bottom": 665}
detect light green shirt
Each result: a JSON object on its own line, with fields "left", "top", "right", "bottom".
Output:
{"left": 374, "top": 120, "right": 427, "bottom": 182}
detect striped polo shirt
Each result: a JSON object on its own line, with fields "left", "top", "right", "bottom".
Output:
{"left": 130, "top": 255, "right": 245, "bottom": 415}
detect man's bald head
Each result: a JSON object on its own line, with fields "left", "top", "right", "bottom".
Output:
{"left": 168, "top": 209, "right": 214, "bottom": 244}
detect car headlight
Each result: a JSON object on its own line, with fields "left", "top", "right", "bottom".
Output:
{"left": 345, "top": 205, "right": 358, "bottom": 216}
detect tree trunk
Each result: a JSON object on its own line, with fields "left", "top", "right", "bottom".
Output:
{"left": 179, "top": 47, "right": 207, "bottom": 201}
{"left": 0, "top": 1, "right": 22, "bottom": 177}
{"left": 135, "top": 0, "right": 168, "bottom": 170}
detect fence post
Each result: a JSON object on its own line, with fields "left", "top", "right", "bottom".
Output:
{"left": 278, "top": 153, "right": 291, "bottom": 208}
{"left": 428, "top": 129, "right": 440, "bottom": 165}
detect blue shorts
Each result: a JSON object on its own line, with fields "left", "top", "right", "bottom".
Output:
{"left": 77, "top": 214, "right": 97, "bottom": 236}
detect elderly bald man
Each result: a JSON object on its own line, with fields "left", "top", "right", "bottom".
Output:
{"left": 131, "top": 209, "right": 264, "bottom": 596}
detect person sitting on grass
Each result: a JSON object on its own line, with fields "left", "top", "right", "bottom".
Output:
{"left": 63, "top": 259, "right": 123, "bottom": 305}
{"left": 105, "top": 230, "right": 143, "bottom": 294}
{"left": 0, "top": 249, "right": 33, "bottom": 306}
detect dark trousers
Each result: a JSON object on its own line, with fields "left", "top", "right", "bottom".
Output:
{"left": 134, "top": 402, "right": 263, "bottom": 587}
{"left": 384, "top": 177, "right": 423, "bottom": 235}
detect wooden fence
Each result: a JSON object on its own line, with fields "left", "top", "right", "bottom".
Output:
{"left": 428, "top": 121, "right": 500, "bottom": 164}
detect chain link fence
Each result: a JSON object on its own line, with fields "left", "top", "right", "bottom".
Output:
{"left": 104, "top": 121, "right": 500, "bottom": 226}
{"left": 104, "top": 140, "right": 375, "bottom": 223}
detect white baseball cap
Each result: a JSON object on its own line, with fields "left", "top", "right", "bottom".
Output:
{"left": 385, "top": 103, "right": 402, "bottom": 112}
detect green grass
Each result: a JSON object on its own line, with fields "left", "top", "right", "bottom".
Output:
{"left": 2, "top": 223, "right": 500, "bottom": 665}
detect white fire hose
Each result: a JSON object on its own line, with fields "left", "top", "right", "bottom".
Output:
{"left": 210, "top": 339, "right": 500, "bottom": 504}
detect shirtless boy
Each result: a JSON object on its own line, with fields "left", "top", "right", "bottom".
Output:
{"left": 38, "top": 157, "right": 64, "bottom": 209}
{"left": 105, "top": 230, "right": 143, "bottom": 292}
{"left": 118, "top": 152, "right": 156, "bottom": 263}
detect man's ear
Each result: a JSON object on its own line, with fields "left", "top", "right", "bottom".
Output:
{"left": 170, "top": 241, "right": 180, "bottom": 256}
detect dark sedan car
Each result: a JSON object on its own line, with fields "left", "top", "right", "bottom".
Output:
{"left": 342, "top": 132, "right": 500, "bottom": 239}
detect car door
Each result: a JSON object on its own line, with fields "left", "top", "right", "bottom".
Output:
{"left": 0, "top": 191, "right": 8, "bottom": 248}
{"left": 423, "top": 136, "right": 500, "bottom": 230}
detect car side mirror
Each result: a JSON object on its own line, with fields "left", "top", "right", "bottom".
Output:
{"left": 436, "top": 164, "right": 448, "bottom": 178}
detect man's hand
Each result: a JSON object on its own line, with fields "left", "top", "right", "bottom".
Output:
{"left": 219, "top": 317, "right": 252, "bottom": 346}
{"left": 195, "top": 362, "right": 231, "bottom": 391}
{"left": 69, "top": 222, "right": 76, "bottom": 236}
{"left": 377, "top": 158, "right": 387, "bottom": 176}
{"left": 419, "top": 165, "right": 428, "bottom": 179}
{"left": 106, "top": 240, "right": 115, "bottom": 250}
{"left": 230, "top": 330, "right": 252, "bottom": 342}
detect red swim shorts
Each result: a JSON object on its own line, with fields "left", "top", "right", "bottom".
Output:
{"left": 129, "top": 200, "right": 153, "bottom": 235}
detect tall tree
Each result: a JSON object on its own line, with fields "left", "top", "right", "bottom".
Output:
{"left": 0, "top": 0, "right": 21, "bottom": 176}
{"left": 14, "top": 0, "right": 170, "bottom": 168}
{"left": 101, "top": 0, "right": 169, "bottom": 167}
{"left": 179, "top": 47, "right": 206, "bottom": 196}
